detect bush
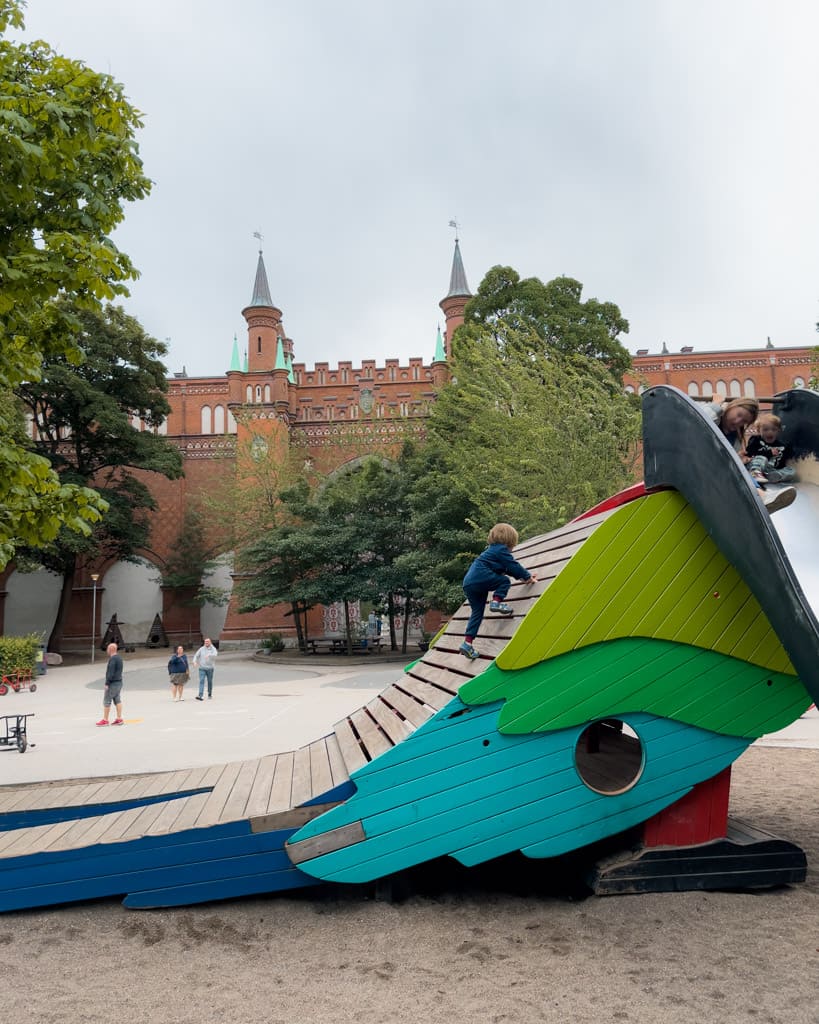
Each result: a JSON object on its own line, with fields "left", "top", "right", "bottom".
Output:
{"left": 261, "top": 633, "right": 285, "bottom": 653}
{"left": 0, "top": 635, "right": 40, "bottom": 675}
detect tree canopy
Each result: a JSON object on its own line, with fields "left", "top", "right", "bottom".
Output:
{"left": 0, "top": 0, "right": 151, "bottom": 567}
{"left": 463, "top": 266, "right": 632, "bottom": 381}
{"left": 16, "top": 303, "right": 182, "bottom": 649}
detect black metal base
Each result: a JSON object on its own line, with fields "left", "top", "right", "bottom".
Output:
{"left": 590, "top": 817, "right": 807, "bottom": 895}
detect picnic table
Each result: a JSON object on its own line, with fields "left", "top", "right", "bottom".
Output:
{"left": 302, "top": 637, "right": 383, "bottom": 655}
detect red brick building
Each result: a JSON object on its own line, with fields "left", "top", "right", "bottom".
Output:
{"left": 624, "top": 340, "right": 816, "bottom": 399}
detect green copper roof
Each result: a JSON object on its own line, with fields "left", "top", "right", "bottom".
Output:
{"left": 286, "top": 351, "right": 295, "bottom": 384}
{"left": 243, "top": 349, "right": 248, "bottom": 372}
{"left": 229, "top": 334, "right": 241, "bottom": 371}
{"left": 433, "top": 325, "right": 446, "bottom": 363}
{"left": 248, "top": 250, "right": 274, "bottom": 308}
{"left": 275, "top": 336, "right": 287, "bottom": 371}
{"left": 445, "top": 238, "right": 471, "bottom": 298}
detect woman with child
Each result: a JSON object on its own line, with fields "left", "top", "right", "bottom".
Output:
{"left": 704, "top": 395, "right": 796, "bottom": 514}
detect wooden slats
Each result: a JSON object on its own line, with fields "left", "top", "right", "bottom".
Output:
{"left": 244, "top": 754, "right": 280, "bottom": 818}
{"left": 220, "top": 759, "right": 262, "bottom": 822}
{"left": 193, "top": 761, "right": 244, "bottom": 828}
{"left": 333, "top": 718, "right": 368, "bottom": 774}
{"left": 267, "top": 750, "right": 296, "bottom": 813}
{"left": 399, "top": 676, "right": 457, "bottom": 711}
{"left": 348, "top": 708, "right": 393, "bottom": 761}
{"left": 365, "top": 696, "right": 413, "bottom": 745}
{"left": 308, "top": 738, "right": 334, "bottom": 797}
{"left": 290, "top": 745, "right": 313, "bottom": 807}
{"left": 325, "top": 733, "right": 350, "bottom": 787}
{"left": 379, "top": 684, "right": 436, "bottom": 730}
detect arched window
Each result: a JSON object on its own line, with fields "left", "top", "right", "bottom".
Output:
{"left": 716, "top": 379, "right": 728, "bottom": 395}
{"left": 213, "top": 404, "right": 225, "bottom": 433}
{"left": 156, "top": 418, "right": 167, "bottom": 436}
{"left": 200, "top": 405, "right": 212, "bottom": 434}
{"left": 744, "top": 378, "right": 756, "bottom": 397}
{"left": 264, "top": 384, "right": 271, "bottom": 403}
{"left": 227, "top": 408, "right": 237, "bottom": 434}
{"left": 131, "top": 413, "right": 141, "bottom": 430}
{"left": 624, "top": 385, "right": 635, "bottom": 394}
{"left": 257, "top": 336, "right": 262, "bottom": 354}
{"left": 246, "top": 385, "right": 252, "bottom": 403}
{"left": 687, "top": 382, "right": 699, "bottom": 397}
{"left": 794, "top": 376, "right": 805, "bottom": 389}
{"left": 730, "top": 379, "right": 741, "bottom": 397}
{"left": 702, "top": 380, "right": 713, "bottom": 399}
{"left": 255, "top": 385, "right": 262, "bottom": 402}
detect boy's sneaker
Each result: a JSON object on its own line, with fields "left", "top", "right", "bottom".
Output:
{"left": 96, "top": 719, "right": 109, "bottom": 727}
{"left": 459, "top": 642, "right": 480, "bottom": 660}
{"left": 489, "top": 601, "right": 514, "bottom": 615}
{"left": 111, "top": 718, "right": 124, "bottom": 726}
{"left": 762, "top": 486, "right": 797, "bottom": 515}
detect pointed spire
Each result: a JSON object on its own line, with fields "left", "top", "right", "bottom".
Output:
{"left": 243, "top": 349, "right": 248, "bottom": 372}
{"left": 446, "top": 238, "right": 471, "bottom": 298}
{"left": 249, "top": 250, "right": 274, "bottom": 308}
{"left": 274, "top": 336, "right": 287, "bottom": 371}
{"left": 229, "top": 334, "right": 241, "bottom": 371}
{"left": 433, "top": 324, "right": 446, "bottom": 363}
{"left": 286, "top": 351, "right": 295, "bottom": 384}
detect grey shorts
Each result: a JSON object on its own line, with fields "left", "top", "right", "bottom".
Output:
{"left": 104, "top": 681, "right": 123, "bottom": 707}
{"left": 169, "top": 673, "right": 187, "bottom": 686}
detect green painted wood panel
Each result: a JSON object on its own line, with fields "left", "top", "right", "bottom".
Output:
{"left": 462, "top": 636, "right": 809, "bottom": 738}
{"left": 496, "top": 491, "right": 795, "bottom": 675}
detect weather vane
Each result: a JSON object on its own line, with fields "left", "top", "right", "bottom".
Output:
{"left": 253, "top": 230, "right": 264, "bottom": 251}
{"left": 448, "top": 218, "right": 460, "bottom": 241}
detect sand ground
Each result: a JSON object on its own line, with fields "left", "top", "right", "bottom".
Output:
{"left": 2, "top": 657, "right": 818, "bottom": 1023}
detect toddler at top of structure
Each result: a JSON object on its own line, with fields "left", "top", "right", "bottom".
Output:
{"left": 459, "top": 523, "right": 538, "bottom": 660}
{"left": 746, "top": 413, "right": 795, "bottom": 486}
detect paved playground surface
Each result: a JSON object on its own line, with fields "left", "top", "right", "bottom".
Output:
{"left": 0, "top": 649, "right": 399, "bottom": 784}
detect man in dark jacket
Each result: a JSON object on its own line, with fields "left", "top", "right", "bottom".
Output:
{"left": 97, "top": 643, "right": 125, "bottom": 726}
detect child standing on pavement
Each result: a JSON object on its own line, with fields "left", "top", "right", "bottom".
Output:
{"left": 460, "top": 523, "right": 538, "bottom": 660}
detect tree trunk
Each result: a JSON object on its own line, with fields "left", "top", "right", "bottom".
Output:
{"left": 387, "top": 593, "right": 397, "bottom": 651}
{"left": 290, "top": 601, "right": 305, "bottom": 649}
{"left": 401, "top": 594, "right": 409, "bottom": 654}
{"left": 48, "top": 564, "right": 76, "bottom": 654}
{"left": 343, "top": 599, "right": 353, "bottom": 654}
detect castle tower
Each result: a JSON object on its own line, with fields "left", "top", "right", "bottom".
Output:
{"left": 438, "top": 236, "right": 471, "bottom": 352}
{"left": 431, "top": 324, "right": 449, "bottom": 388}
{"left": 242, "top": 249, "right": 283, "bottom": 372}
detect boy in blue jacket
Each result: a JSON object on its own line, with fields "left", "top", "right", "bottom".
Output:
{"left": 460, "top": 523, "right": 538, "bottom": 659}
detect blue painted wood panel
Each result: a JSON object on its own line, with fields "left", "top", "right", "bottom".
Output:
{"left": 0, "top": 788, "right": 210, "bottom": 833}
{"left": 0, "top": 824, "right": 320, "bottom": 913}
{"left": 290, "top": 700, "right": 749, "bottom": 884}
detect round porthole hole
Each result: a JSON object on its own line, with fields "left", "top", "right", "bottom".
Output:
{"left": 574, "top": 719, "right": 644, "bottom": 795}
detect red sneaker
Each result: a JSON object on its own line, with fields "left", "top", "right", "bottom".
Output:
{"left": 111, "top": 718, "right": 124, "bottom": 726}
{"left": 96, "top": 719, "right": 109, "bottom": 727}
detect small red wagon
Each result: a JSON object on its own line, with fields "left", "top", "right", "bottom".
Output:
{"left": 0, "top": 668, "right": 37, "bottom": 696}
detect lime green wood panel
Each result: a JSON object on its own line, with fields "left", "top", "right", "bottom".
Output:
{"left": 495, "top": 491, "right": 795, "bottom": 675}
{"left": 460, "top": 637, "right": 810, "bottom": 738}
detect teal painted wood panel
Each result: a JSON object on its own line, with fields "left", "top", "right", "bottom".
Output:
{"left": 290, "top": 700, "right": 749, "bottom": 884}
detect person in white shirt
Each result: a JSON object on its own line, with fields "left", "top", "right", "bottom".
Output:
{"left": 193, "top": 637, "right": 218, "bottom": 700}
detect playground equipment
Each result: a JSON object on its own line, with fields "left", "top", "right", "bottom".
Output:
{"left": 0, "top": 385, "right": 816, "bottom": 911}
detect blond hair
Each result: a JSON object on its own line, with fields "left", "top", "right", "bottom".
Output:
{"left": 756, "top": 412, "right": 782, "bottom": 430}
{"left": 487, "top": 523, "right": 519, "bottom": 547}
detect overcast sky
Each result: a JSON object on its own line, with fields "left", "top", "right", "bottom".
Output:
{"left": 16, "top": 0, "right": 819, "bottom": 376}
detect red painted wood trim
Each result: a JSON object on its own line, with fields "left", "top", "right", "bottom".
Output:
{"left": 642, "top": 767, "right": 731, "bottom": 847}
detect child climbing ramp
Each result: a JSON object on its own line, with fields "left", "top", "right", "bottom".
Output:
{"left": 459, "top": 523, "right": 538, "bottom": 659}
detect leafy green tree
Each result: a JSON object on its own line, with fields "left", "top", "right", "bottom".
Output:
{"left": 404, "top": 312, "right": 641, "bottom": 609}
{"left": 16, "top": 303, "right": 183, "bottom": 650}
{"left": 0, "top": 0, "right": 151, "bottom": 567}
{"left": 157, "top": 505, "right": 230, "bottom": 608}
{"left": 463, "top": 266, "right": 632, "bottom": 380}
